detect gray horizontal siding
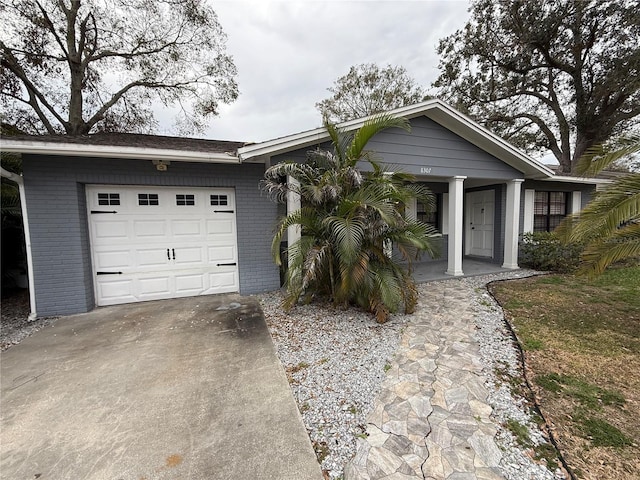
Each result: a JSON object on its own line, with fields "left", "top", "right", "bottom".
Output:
{"left": 366, "top": 117, "right": 522, "bottom": 179}
{"left": 271, "top": 116, "right": 522, "bottom": 180}
{"left": 23, "top": 155, "right": 279, "bottom": 317}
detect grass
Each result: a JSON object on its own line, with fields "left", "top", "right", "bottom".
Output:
{"left": 534, "top": 373, "right": 626, "bottom": 409}
{"left": 505, "top": 418, "right": 559, "bottom": 470}
{"left": 490, "top": 265, "right": 640, "bottom": 479}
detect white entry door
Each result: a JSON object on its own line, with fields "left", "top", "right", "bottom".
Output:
{"left": 86, "top": 185, "right": 239, "bottom": 306}
{"left": 466, "top": 190, "right": 494, "bottom": 257}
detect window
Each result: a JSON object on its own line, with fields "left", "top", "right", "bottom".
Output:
{"left": 176, "top": 194, "right": 195, "bottom": 206}
{"left": 534, "top": 191, "right": 567, "bottom": 232}
{"left": 417, "top": 195, "right": 440, "bottom": 230}
{"left": 98, "top": 193, "right": 120, "bottom": 205}
{"left": 210, "top": 194, "right": 228, "bottom": 206}
{"left": 138, "top": 193, "right": 159, "bottom": 206}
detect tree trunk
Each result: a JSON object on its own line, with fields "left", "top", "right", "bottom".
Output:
{"left": 572, "top": 135, "right": 592, "bottom": 175}
{"left": 67, "top": 64, "right": 86, "bottom": 135}
{"left": 558, "top": 149, "right": 573, "bottom": 174}
{"left": 65, "top": 1, "right": 88, "bottom": 135}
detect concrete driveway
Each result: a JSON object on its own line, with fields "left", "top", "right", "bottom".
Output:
{"left": 1, "top": 294, "right": 323, "bottom": 480}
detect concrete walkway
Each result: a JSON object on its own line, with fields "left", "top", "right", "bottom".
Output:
{"left": 345, "top": 278, "right": 503, "bottom": 480}
{"left": 1, "top": 294, "right": 323, "bottom": 480}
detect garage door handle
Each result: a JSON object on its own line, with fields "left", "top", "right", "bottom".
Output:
{"left": 214, "top": 210, "right": 234, "bottom": 213}
{"left": 217, "top": 262, "right": 237, "bottom": 266}
{"left": 97, "top": 271, "right": 123, "bottom": 275}
{"left": 91, "top": 210, "right": 118, "bottom": 214}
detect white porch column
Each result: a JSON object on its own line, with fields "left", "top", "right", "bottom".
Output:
{"left": 286, "top": 175, "right": 301, "bottom": 264}
{"left": 571, "top": 191, "right": 582, "bottom": 215}
{"left": 405, "top": 197, "right": 417, "bottom": 221}
{"left": 523, "top": 189, "right": 535, "bottom": 234}
{"left": 446, "top": 176, "right": 466, "bottom": 276}
{"left": 503, "top": 179, "right": 524, "bottom": 269}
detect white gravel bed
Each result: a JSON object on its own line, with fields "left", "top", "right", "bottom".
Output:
{"left": 258, "top": 291, "right": 408, "bottom": 479}
{"left": 260, "top": 271, "right": 566, "bottom": 480}
{"left": 465, "top": 271, "right": 566, "bottom": 480}
{"left": 3, "top": 274, "right": 566, "bottom": 480}
{"left": 1, "top": 291, "right": 59, "bottom": 351}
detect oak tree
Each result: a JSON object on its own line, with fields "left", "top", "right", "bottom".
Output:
{"left": 434, "top": 0, "right": 640, "bottom": 174}
{"left": 317, "top": 63, "right": 427, "bottom": 122}
{"left": 1, "top": 0, "right": 238, "bottom": 135}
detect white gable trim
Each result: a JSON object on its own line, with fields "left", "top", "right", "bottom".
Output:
{"left": 238, "top": 99, "right": 555, "bottom": 179}
{"left": 541, "top": 175, "right": 611, "bottom": 185}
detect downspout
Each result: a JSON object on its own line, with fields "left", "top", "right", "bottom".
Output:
{"left": 1, "top": 166, "right": 37, "bottom": 320}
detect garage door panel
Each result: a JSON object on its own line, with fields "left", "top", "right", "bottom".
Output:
{"left": 208, "top": 271, "right": 238, "bottom": 291}
{"left": 174, "top": 247, "right": 204, "bottom": 265}
{"left": 95, "top": 250, "right": 131, "bottom": 269}
{"left": 175, "top": 274, "right": 205, "bottom": 294}
{"left": 98, "top": 279, "right": 136, "bottom": 304}
{"left": 207, "top": 246, "right": 236, "bottom": 263}
{"left": 172, "top": 219, "right": 202, "bottom": 237}
{"left": 137, "top": 248, "right": 171, "bottom": 268}
{"left": 87, "top": 185, "right": 239, "bottom": 306}
{"left": 134, "top": 220, "right": 167, "bottom": 237}
{"left": 94, "top": 221, "right": 128, "bottom": 239}
{"left": 138, "top": 276, "right": 172, "bottom": 296}
{"left": 206, "top": 218, "right": 234, "bottom": 235}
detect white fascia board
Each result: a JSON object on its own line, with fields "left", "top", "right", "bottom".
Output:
{"left": 238, "top": 99, "right": 443, "bottom": 160}
{"left": 1, "top": 139, "right": 241, "bottom": 164}
{"left": 423, "top": 102, "right": 554, "bottom": 178}
{"left": 238, "top": 99, "right": 554, "bottom": 179}
{"left": 541, "top": 175, "right": 611, "bottom": 185}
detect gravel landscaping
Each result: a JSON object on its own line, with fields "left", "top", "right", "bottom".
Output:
{"left": 1, "top": 289, "right": 58, "bottom": 351}
{"left": 260, "top": 270, "right": 565, "bottom": 480}
{"left": 3, "top": 274, "right": 564, "bottom": 479}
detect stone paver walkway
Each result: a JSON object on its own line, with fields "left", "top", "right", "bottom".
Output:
{"left": 344, "top": 279, "right": 504, "bottom": 480}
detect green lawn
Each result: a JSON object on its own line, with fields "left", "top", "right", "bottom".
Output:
{"left": 490, "top": 266, "right": 640, "bottom": 479}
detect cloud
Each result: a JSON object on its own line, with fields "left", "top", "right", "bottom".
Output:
{"left": 161, "top": 1, "right": 472, "bottom": 141}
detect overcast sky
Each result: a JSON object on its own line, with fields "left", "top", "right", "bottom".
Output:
{"left": 160, "top": 0, "right": 472, "bottom": 142}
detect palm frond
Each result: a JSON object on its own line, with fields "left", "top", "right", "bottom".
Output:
{"left": 271, "top": 206, "right": 324, "bottom": 264}
{"left": 558, "top": 173, "right": 640, "bottom": 243}
{"left": 577, "top": 134, "right": 640, "bottom": 176}
{"left": 579, "top": 223, "right": 640, "bottom": 277}
{"left": 346, "top": 114, "right": 410, "bottom": 165}
{"left": 324, "top": 215, "right": 365, "bottom": 265}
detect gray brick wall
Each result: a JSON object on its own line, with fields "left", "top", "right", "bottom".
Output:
{"left": 22, "top": 155, "right": 280, "bottom": 316}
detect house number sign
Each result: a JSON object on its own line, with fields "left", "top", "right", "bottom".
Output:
{"left": 420, "top": 167, "right": 432, "bottom": 174}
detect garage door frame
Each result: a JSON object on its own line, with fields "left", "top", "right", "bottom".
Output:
{"left": 86, "top": 184, "right": 240, "bottom": 306}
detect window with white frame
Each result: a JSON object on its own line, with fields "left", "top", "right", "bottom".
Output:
{"left": 534, "top": 191, "right": 567, "bottom": 232}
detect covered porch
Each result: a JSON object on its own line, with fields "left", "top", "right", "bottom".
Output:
{"left": 410, "top": 258, "right": 512, "bottom": 283}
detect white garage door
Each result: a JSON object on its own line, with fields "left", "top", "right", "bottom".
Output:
{"left": 86, "top": 185, "right": 239, "bottom": 306}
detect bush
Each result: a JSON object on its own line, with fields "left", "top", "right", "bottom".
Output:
{"left": 519, "top": 232, "right": 583, "bottom": 273}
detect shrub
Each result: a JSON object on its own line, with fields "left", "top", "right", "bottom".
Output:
{"left": 519, "top": 232, "right": 583, "bottom": 273}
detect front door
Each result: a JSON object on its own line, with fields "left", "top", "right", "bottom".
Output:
{"left": 466, "top": 190, "right": 494, "bottom": 257}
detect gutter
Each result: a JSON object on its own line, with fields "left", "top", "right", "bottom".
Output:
{"left": 1, "top": 140, "right": 241, "bottom": 164}
{"left": 1, "top": 166, "right": 37, "bottom": 320}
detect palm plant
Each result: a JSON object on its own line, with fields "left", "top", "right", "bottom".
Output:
{"left": 262, "top": 114, "right": 440, "bottom": 322}
{"left": 556, "top": 134, "right": 640, "bottom": 276}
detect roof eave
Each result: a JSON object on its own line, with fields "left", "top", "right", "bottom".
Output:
{"left": 1, "top": 140, "right": 241, "bottom": 164}
{"left": 542, "top": 175, "right": 612, "bottom": 185}
{"left": 238, "top": 99, "right": 554, "bottom": 179}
